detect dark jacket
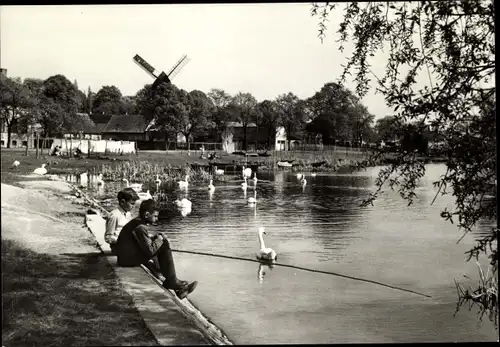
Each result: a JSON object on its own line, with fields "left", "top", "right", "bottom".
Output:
{"left": 115, "top": 217, "right": 165, "bottom": 267}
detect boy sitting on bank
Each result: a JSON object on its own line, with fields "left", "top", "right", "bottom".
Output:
{"left": 115, "top": 199, "right": 198, "bottom": 299}
{"left": 105, "top": 188, "right": 140, "bottom": 254}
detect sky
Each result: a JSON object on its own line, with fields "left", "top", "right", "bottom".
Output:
{"left": 1, "top": 4, "right": 395, "bottom": 119}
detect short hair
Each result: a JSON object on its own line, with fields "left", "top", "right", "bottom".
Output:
{"left": 117, "top": 188, "right": 140, "bottom": 203}
{"left": 139, "top": 199, "right": 158, "bottom": 216}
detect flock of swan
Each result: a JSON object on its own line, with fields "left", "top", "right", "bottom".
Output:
{"left": 22, "top": 161, "right": 322, "bottom": 274}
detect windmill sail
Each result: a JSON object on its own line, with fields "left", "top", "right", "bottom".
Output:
{"left": 133, "top": 54, "right": 160, "bottom": 79}
{"left": 167, "top": 54, "right": 190, "bottom": 80}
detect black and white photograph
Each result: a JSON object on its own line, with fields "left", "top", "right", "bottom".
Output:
{"left": 1, "top": 2, "right": 497, "bottom": 345}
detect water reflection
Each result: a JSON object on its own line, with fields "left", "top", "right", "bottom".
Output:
{"left": 58, "top": 164, "right": 497, "bottom": 343}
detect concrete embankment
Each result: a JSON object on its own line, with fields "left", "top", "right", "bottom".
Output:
{"left": 1, "top": 179, "right": 233, "bottom": 345}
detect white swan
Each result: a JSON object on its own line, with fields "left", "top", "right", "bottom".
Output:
{"left": 296, "top": 173, "right": 303, "bottom": 180}
{"left": 178, "top": 175, "right": 189, "bottom": 189}
{"left": 248, "top": 190, "right": 257, "bottom": 204}
{"left": 208, "top": 179, "right": 215, "bottom": 192}
{"left": 174, "top": 197, "right": 192, "bottom": 209}
{"left": 33, "top": 164, "right": 47, "bottom": 175}
{"left": 97, "top": 173, "right": 105, "bottom": 186}
{"left": 311, "top": 172, "right": 317, "bottom": 177}
{"left": 242, "top": 166, "right": 252, "bottom": 178}
{"left": 214, "top": 166, "right": 224, "bottom": 175}
{"left": 241, "top": 177, "right": 248, "bottom": 189}
{"left": 12, "top": 160, "right": 20, "bottom": 168}
{"left": 137, "top": 190, "right": 152, "bottom": 200}
{"left": 155, "top": 174, "right": 161, "bottom": 185}
{"left": 123, "top": 178, "right": 142, "bottom": 192}
{"left": 256, "top": 227, "right": 277, "bottom": 261}
{"left": 252, "top": 172, "right": 258, "bottom": 184}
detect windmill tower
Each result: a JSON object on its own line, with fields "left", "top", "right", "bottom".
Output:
{"left": 133, "top": 54, "right": 190, "bottom": 89}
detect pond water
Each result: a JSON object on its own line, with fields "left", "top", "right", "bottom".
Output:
{"left": 64, "top": 164, "right": 497, "bottom": 343}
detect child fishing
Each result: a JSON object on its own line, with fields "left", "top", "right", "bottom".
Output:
{"left": 115, "top": 199, "right": 198, "bottom": 299}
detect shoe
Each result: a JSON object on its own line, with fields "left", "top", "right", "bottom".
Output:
{"left": 162, "top": 279, "right": 189, "bottom": 290}
{"left": 174, "top": 281, "right": 198, "bottom": 300}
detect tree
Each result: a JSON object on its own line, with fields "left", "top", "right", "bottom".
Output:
{"left": 256, "top": 99, "right": 281, "bottom": 149}
{"left": 306, "top": 82, "right": 368, "bottom": 145}
{"left": 275, "top": 92, "right": 308, "bottom": 149}
{"left": 374, "top": 116, "right": 399, "bottom": 143}
{"left": 92, "top": 85, "right": 123, "bottom": 115}
{"left": 41, "top": 74, "right": 79, "bottom": 136}
{"left": 185, "top": 90, "right": 215, "bottom": 142}
{"left": 0, "top": 76, "right": 34, "bottom": 147}
{"left": 87, "top": 86, "right": 94, "bottom": 114}
{"left": 230, "top": 92, "right": 258, "bottom": 151}
{"left": 207, "top": 88, "right": 233, "bottom": 138}
{"left": 312, "top": 0, "right": 496, "bottom": 325}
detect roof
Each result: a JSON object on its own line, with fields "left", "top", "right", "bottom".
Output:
{"left": 102, "top": 114, "right": 148, "bottom": 133}
{"left": 89, "top": 113, "right": 113, "bottom": 125}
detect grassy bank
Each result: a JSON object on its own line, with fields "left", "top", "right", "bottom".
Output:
{"left": 1, "top": 239, "right": 159, "bottom": 346}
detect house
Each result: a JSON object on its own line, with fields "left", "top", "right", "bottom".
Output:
{"left": 101, "top": 114, "right": 150, "bottom": 141}
{"left": 89, "top": 113, "right": 113, "bottom": 139}
{"left": 63, "top": 113, "right": 101, "bottom": 140}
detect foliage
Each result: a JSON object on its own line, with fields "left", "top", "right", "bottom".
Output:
{"left": 256, "top": 99, "right": 281, "bottom": 148}
{"left": 311, "top": 0, "right": 497, "bottom": 326}
{"left": 41, "top": 74, "right": 79, "bottom": 136}
{"left": 0, "top": 76, "right": 35, "bottom": 147}
{"left": 230, "top": 92, "right": 258, "bottom": 150}
{"left": 207, "top": 88, "right": 233, "bottom": 136}
{"left": 275, "top": 92, "right": 309, "bottom": 148}
{"left": 92, "top": 85, "right": 124, "bottom": 115}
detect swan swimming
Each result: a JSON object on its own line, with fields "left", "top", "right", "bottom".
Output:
{"left": 97, "top": 173, "right": 105, "bottom": 186}
{"left": 12, "top": 160, "right": 20, "bottom": 168}
{"left": 137, "top": 190, "right": 152, "bottom": 200}
{"left": 214, "top": 166, "right": 224, "bottom": 175}
{"left": 296, "top": 173, "right": 303, "bottom": 180}
{"left": 252, "top": 172, "right": 258, "bottom": 184}
{"left": 242, "top": 166, "right": 252, "bottom": 178}
{"left": 33, "top": 164, "right": 47, "bottom": 175}
{"left": 175, "top": 197, "right": 192, "bottom": 210}
{"left": 208, "top": 179, "right": 215, "bottom": 192}
{"left": 256, "top": 227, "right": 277, "bottom": 262}
{"left": 241, "top": 177, "right": 248, "bottom": 189}
{"left": 311, "top": 172, "right": 317, "bottom": 177}
{"left": 122, "top": 178, "right": 142, "bottom": 192}
{"left": 178, "top": 175, "right": 189, "bottom": 189}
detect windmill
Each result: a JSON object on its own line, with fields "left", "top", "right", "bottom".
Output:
{"left": 133, "top": 54, "right": 190, "bottom": 89}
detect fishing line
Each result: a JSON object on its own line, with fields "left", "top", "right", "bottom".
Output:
{"left": 171, "top": 249, "right": 432, "bottom": 298}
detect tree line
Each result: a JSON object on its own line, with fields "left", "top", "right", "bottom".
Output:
{"left": 1, "top": 73, "right": 439, "bottom": 152}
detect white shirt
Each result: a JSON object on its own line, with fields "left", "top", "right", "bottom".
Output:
{"left": 104, "top": 206, "right": 132, "bottom": 244}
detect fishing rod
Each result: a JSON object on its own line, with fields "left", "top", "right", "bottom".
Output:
{"left": 170, "top": 249, "right": 432, "bottom": 298}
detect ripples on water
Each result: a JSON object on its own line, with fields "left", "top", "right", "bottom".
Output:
{"left": 63, "top": 164, "right": 497, "bottom": 343}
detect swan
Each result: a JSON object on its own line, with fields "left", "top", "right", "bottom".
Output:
{"left": 241, "top": 177, "right": 248, "bottom": 189}
{"left": 137, "top": 190, "right": 152, "bottom": 200}
{"left": 256, "top": 227, "right": 277, "bottom": 261}
{"left": 174, "top": 197, "right": 192, "bottom": 209}
{"left": 12, "top": 160, "right": 20, "bottom": 168}
{"left": 33, "top": 164, "right": 47, "bottom": 175}
{"left": 123, "top": 178, "right": 143, "bottom": 192}
{"left": 155, "top": 174, "right": 161, "bottom": 185}
{"left": 248, "top": 190, "right": 257, "bottom": 204}
{"left": 178, "top": 175, "right": 189, "bottom": 189}
{"left": 296, "top": 173, "right": 303, "bottom": 180}
{"left": 311, "top": 172, "right": 317, "bottom": 177}
{"left": 97, "top": 174, "right": 105, "bottom": 186}
{"left": 242, "top": 166, "right": 252, "bottom": 178}
{"left": 214, "top": 166, "right": 224, "bottom": 175}
{"left": 252, "top": 172, "right": 258, "bottom": 184}
{"left": 208, "top": 179, "right": 215, "bottom": 192}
